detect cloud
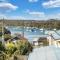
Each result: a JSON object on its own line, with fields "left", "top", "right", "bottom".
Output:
{"left": 0, "top": 0, "right": 8, "bottom": 2}
{"left": 28, "top": 11, "right": 45, "bottom": 17}
{"left": 25, "top": 10, "right": 47, "bottom": 20}
{"left": 29, "top": 0, "right": 38, "bottom": 2}
{"left": 0, "top": 14, "right": 7, "bottom": 19}
{"left": 23, "top": 10, "right": 47, "bottom": 20}
{"left": 0, "top": 2, "right": 18, "bottom": 10}
{"left": 8, "top": 16, "right": 26, "bottom": 20}
{"left": 42, "top": 0, "right": 60, "bottom": 8}
{"left": 1, "top": 13, "right": 60, "bottom": 20}
{"left": 47, "top": 13, "right": 60, "bottom": 19}
{"left": 10, "top": 13, "right": 60, "bottom": 20}
{"left": 26, "top": 11, "right": 60, "bottom": 20}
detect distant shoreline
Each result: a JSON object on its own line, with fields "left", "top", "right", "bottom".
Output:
{"left": 0, "top": 19, "right": 60, "bottom": 29}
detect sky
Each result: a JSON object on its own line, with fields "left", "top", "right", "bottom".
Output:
{"left": 0, "top": 0, "right": 60, "bottom": 20}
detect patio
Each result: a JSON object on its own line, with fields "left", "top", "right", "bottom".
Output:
{"left": 28, "top": 46, "right": 60, "bottom": 60}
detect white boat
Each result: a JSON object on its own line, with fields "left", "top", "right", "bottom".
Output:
{"left": 53, "top": 29, "right": 56, "bottom": 30}
{"left": 39, "top": 28, "right": 43, "bottom": 31}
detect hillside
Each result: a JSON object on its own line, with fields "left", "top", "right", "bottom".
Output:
{"left": 0, "top": 19, "right": 60, "bottom": 29}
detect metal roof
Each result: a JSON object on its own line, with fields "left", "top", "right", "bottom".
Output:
{"left": 51, "top": 32, "right": 60, "bottom": 40}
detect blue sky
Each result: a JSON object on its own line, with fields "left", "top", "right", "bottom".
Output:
{"left": 0, "top": 0, "right": 60, "bottom": 20}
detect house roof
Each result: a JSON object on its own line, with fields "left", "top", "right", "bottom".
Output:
{"left": 51, "top": 32, "right": 60, "bottom": 40}
{"left": 33, "top": 35, "right": 48, "bottom": 41}
{"left": 38, "top": 37, "right": 47, "bottom": 41}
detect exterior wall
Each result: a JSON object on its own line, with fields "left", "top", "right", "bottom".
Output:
{"left": 47, "top": 36, "right": 58, "bottom": 46}
{"left": 51, "top": 40, "right": 60, "bottom": 47}
{"left": 33, "top": 41, "right": 38, "bottom": 46}
{"left": 58, "top": 43, "right": 60, "bottom": 47}
{"left": 38, "top": 42, "right": 43, "bottom": 46}
{"left": 57, "top": 41, "right": 60, "bottom": 47}
{"left": 47, "top": 36, "right": 52, "bottom": 46}
{"left": 53, "top": 41, "right": 58, "bottom": 47}
{"left": 33, "top": 36, "right": 60, "bottom": 47}
{"left": 34, "top": 42, "right": 38, "bottom": 46}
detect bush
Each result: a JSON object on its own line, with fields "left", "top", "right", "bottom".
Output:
{"left": 0, "top": 42, "right": 6, "bottom": 60}
{"left": 0, "top": 51, "right": 6, "bottom": 60}
{"left": 0, "top": 27, "right": 11, "bottom": 41}
{"left": 4, "top": 34, "right": 11, "bottom": 41}
{"left": 16, "top": 40, "right": 33, "bottom": 55}
{"left": 5, "top": 41, "right": 17, "bottom": 56}
{"left": 0, "top": 42, "right": 5, "bottom": 51}
{"left": 4, "top": 39, "right": 33, "bottom": 59}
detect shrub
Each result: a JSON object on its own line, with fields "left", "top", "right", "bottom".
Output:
{"left": 0, "top": 42, "right": 5, "bottom": 51}
{"left": 5, "top": 41, "right": 17, "bottom": 56}
{"left": 0, "top": 27, "right": 11, "bottom": 41}
{"left": 4, "top": 34, "right": 11, "bottom": 41}
{"left": 16, "top": 40, "right": 33, "bottom": 55}
{"left": 0, "top": 51, "right": 6, "bottom": 60}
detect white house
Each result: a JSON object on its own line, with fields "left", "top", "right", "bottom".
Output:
{"left": 33, "top": 31, "right": 60, "bottom": 47}
{"left": 47, "top": 31, "right": 60, "bottom": 47}
{"left": 33, "top": 38, "right": 39, "bottom": 46}
{"left": 33, "top": 35, "right": 48, "bottom": 46}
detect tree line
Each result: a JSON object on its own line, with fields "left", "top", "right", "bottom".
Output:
{"left": 0, "top": 19, "right": 60, "bottom": 29}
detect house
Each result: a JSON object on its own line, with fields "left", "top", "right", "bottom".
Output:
{"left": 33, "top": 35, "right": 49, "bottom": 46}
{"left": 38, "top": 37, "right": 49, "bottom": 46}
{"left": 33, "top": 38, "right": 39, "bottom": 46}
{"left": 47, "top": 32, "right": 60, "bottom": 47}
{"left": 33, "top": 31, "right": 60, "bottom": 47}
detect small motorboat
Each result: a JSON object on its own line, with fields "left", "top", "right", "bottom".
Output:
{"left": 31, "top": 28, "right": 36, "bottom": 32}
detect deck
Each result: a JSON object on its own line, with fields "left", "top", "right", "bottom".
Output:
{"left": 28, "top": 46, "right": 60, "bottom": 60}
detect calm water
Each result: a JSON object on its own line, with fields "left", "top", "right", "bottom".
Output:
{"left": 6, "top": 26, "right": 59, "bottom": 42}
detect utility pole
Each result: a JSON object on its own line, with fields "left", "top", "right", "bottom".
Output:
{"left": 22, "top": 20, "right": 24, "bottom": 37}
{"left": 2, "top": 17, "right": 5, "bottom": 45}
